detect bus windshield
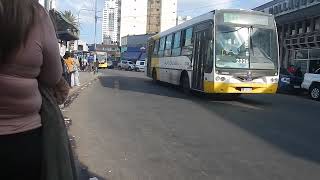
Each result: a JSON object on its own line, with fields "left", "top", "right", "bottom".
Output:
{"left": 216, "top": 25, "right": 278, "bottom": 70}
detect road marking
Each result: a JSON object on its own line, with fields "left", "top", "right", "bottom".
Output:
{"left": 215, "top": 101, "right": 263, "bottom": 110}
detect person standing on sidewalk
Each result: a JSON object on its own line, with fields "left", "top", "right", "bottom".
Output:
{"left": 71, "top": 54, "right": 81, "bottom": 86}
{"left": 64, "top": 52, "right": 76, "bottom": 87}
{"left": 0, "top": 0, "right": 72, "bottom": 179}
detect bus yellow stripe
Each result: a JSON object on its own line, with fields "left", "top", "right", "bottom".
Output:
{"left": 204, "top": 81, "right": 278, "bottom": 94}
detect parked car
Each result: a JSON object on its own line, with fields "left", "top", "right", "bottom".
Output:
{"left": 135, "top": 60, "right": 145, "bottom": 72}
{"left": 278, "top": 68, "right": 303, "bottom": 93}
{"left": 301, "top": 68, "right": 320, "bottom": 100}
{"left": 118, "top": 60, "right": 135, "bottom": 71}
{"left": 107, "top": 60, "right": 114, "bottom": 69}
{"left": 125, "top": 61, "right": 135, "bottom": 71}
{"left": 118, "top": 60, "right": 127, "bottom": 70}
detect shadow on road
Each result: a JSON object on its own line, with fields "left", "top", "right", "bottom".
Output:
{"left": 74, "top": 150, "right": 108, "bottom": 180}
{"left": 99, "top": 75, "right": 188, "bottom": 99}
{"left": 99, "top": 75, "right": 320, "bottom": 165}
{"left": 198, "top": 98, "right": 320, "bottom": 164}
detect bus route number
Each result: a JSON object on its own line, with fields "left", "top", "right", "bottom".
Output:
{"left": 236, "top": 59, "right": 249, "bottom": 64}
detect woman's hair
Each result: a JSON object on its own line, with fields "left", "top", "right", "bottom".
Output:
{"left": 0, "top": 0, "right": 39, "bottom": 62}
{"left": 63, "top": 52, "right": 71, "bottom": 59}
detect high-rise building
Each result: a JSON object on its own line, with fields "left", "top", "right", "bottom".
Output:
{"left": 146, "top": 0, "right": 161, "bottom": 33}
{"left": 39, "top": 0, "right": 56, "bottom": 10}
{"left": 160, "top": 0, "right": 177, "bottom": 32}
{"left": 120, "top": 0, "right": 148, "bottom": 41}
{"left": 146, "top": 0, "right": 177, "bottom": 34}
{"left": 102, "top": 0, "right": 120, "bottom": 43}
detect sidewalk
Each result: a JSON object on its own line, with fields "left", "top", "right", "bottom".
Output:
{"left": 69, "top": 71, "right": 97, "bottom": 95}
{"left": 61, "top": 71, "right": 98, "bottom": 108}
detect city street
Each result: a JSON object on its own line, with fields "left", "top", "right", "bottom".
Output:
{"left": 66, "top": 69, "right": 320, "bottom": 180}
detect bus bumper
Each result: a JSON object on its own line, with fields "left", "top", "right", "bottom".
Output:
{"left": 204, "top": 81, "right": 278, "bottom": 94}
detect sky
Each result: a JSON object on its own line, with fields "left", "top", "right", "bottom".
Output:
{"left": 57, "top": 0, "right": 271, "bottom": 44}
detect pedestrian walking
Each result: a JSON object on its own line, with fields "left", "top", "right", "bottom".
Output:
{"left": 0, "top": 1, "right": 77, "bottom": 180}
{"left": 79, "top": 57, "right": 83, "bottom": 71}
{"left": 95, "top": 58, "right": 100, "bottom": 74}
{"left": 88, "top": 54, "right": 95, "bottom": 72}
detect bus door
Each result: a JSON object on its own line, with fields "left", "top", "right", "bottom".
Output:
{"left": 147, "top": 40, "right": 154, "bottom": 77}
{"left": 192, "top": 22, "right": 213, "bottom": 91}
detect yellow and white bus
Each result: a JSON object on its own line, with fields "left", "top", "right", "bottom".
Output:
{"left": 146, "top": 9, "right": 280, "bottom": 96}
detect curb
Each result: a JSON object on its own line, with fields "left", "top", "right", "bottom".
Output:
{"left": 63, "top": 74, "right": 99, "bottom": 108}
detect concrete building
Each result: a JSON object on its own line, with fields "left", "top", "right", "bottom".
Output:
{"left": 160, "top": 0, "right": 177, "bottom": 32}
{"left": 146, "top": 0, "right": 161, "bottom": 33}
{"left": 88, "top": 44, "right": 121, "bottom": 60}
{"left": 120, "top": 0, "right": 148, "bottom": 41}
{"left": 102, "top": 0, "right": 120, "bottom": 43}
{"left": 146, "top": 0, "right": 178, "bottom": 34}
{"left": 73, "top": 40, "right": 89, "bottom": 52}
{"left": 120, "top": 34, "right": 155, "bottom": 61}
{"left": 254, "top": 0, "right": 320, "bottom": 74}
{"left": 177, "top": 16, "right": 192, "bottom": 25}
{"left": 121, "top": 34, "right": 155, "bottom": 50}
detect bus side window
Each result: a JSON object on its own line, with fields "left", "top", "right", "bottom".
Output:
{"left": 181, "top": 27, "right": 193, "bottom": 56}
{"left": 165, "top": 34, "right": 173, "bottom": 57}
{"left": 172, "top": 31, "right": 181, "bottom": 56}
{"left": 153, "top": 40, "right": 159, "bottom": 56}
{"left": 158, "top": 37, "right": 166, "bottom": 57}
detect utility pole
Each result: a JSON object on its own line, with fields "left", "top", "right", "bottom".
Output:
{"left": 94, "top": 0, "right": 98, "bottom": 52}
{"left": 93, "top": 0, "right": 98, "bottom": 67}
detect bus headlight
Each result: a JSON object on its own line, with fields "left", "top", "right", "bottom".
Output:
{"left": 216, "top": 76, "right": 226, "bottom": 82}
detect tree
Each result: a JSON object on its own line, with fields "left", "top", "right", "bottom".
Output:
{"left": 62, "top": 10, "right": 78, "bottom": 27}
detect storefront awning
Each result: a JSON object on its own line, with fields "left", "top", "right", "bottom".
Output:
{"left": 49, "top": 9, "right": 79, "bottom": 41}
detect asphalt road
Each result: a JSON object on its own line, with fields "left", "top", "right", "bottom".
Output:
{"left": 66, "top": 69, "right": 320, "bottom": 180}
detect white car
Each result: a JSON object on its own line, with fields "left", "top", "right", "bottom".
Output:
{"left": 118, "top": 60, "right": 127, "bottom": 69}
{"left": 301, "top": 69, "right": 320, "bottom": 100}
{"left": 135, "top": 60, "right": 145, "bottom": 72}
{"left": 125, "top": 61, "right": 135, "bottom": 71}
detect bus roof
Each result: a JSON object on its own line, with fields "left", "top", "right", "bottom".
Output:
{"left": 150, "top": 9, "right": 273, "bottom": 40}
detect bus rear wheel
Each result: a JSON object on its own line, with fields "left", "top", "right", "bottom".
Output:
{"left": 181, "top": 74, "right": 191, "bottom": 95}
{"left": 152, "top": 69, "right": 157, "bottom": 83}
